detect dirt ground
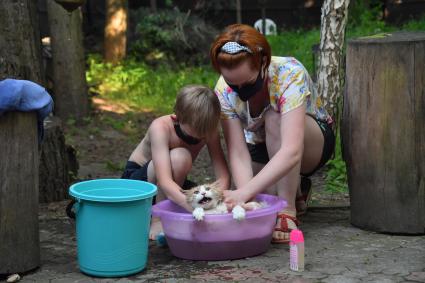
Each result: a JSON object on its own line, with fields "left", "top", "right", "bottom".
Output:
{"left": 65, "top": 98, "right": 350, "bottom": 208}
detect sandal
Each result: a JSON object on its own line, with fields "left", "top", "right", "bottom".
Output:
{"left": 272, "top": 213, "right": 300, "bottom": 244}
{"left": 296, "top": 177, "right": 312, "bottom": 216}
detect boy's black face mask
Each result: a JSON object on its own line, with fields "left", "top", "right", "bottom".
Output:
{"left": 227, "top": 70, "right": 264, "bottom": 102}
{"left": 174, "top": 122, "right": 202, "bottom": 145}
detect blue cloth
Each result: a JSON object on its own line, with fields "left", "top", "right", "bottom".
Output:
{"left": 0, "top": 79, "right": 54, "bottom": 142}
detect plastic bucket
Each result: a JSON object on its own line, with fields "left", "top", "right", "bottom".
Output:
{"left": 69, "top": 179, "right": 157, "bottom": 277}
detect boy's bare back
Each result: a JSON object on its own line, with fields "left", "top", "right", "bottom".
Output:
{"left": 128, "top": 114, "right": 205, "bottom": 167}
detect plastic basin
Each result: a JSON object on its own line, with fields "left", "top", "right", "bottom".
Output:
{"left": 152, "top": 194, "right": 286, "bottom": 260}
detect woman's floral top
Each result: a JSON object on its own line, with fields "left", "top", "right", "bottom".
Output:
{"left": 214, "top": 56, "right": 332, "bottom": 144}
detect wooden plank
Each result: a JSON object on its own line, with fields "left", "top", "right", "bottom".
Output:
{"left": 0, "top": 112, "right": 40, "bottom": 273}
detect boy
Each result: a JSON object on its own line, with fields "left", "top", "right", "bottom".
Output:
{"left": 122, "top": 85, "right": 230, "bottom": 240}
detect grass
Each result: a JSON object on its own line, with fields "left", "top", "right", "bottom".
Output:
{"left": 87, "top": 55, "right": 218, "bottom": 115}
{"left": 87, "top": 13, "right": 425, "bottom": 194}
{"left": 268, "top": 28, "right": 320, "bottom": 74}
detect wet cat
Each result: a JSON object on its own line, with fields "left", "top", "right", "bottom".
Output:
{"left": 182, "top": 182, "right": 265, "bottom": 221}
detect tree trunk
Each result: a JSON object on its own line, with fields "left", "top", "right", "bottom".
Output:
{"left": 236, "top": 0, "right": 242, "bottom": 24}
{"left": 47, "top": 0, "right": 88, "bottom": 123}
{"left": 317, "top": 0, "right": 350, "bottom": 120}
{"left": 150, "top": 0, "right": 157, "bottom": 13}
{"left": 0, "top": 0, "right": 44, "bottom": 84}
{"left": 0, "top": 112, "right": 40, "bottom": 274}
{"left": 343, "top": 32, "right": 425, "bottom": 234}
{"left": 104, "top": 0, "right": 128, "bottom": 64}
{"left": 39, "top": 116, "right": 78, "bottom": 203}
{"left": 0, "top": 0, "right": 43, "bottom": 274}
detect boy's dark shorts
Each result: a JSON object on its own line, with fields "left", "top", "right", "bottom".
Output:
{"left": 121, "top": 160, "right": 198, "bottom": 204}
{"left": 247, "top": 115, "right": 335, "bottom": 177}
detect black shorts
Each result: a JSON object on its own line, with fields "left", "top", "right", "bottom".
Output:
{"left": 121, "top": 160, "right": 198, "bottom": 189}
{"left": 247, "top": 115, "right": 335, "bottom": 177}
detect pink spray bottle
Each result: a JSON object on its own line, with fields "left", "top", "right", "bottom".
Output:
{"left": 289, "top": 229, "right": 305, "bottom": 271}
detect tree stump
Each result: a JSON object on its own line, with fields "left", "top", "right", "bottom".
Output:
{"left": 0, "top": 0, "right": 44, "bottom": 84}
{"left": 39, "top": 116, "right": 78, "bottom": 203}
{"left": 343, "top": 32, "right": 425, "bottom": 234}
{"left": 0, "top": 112, "right": 40, "bottom": 274}
{"left": 46, "top": 0, "right": 88, "bottom": 122}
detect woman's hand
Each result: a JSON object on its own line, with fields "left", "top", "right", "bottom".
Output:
{"left": 223, "top": 189, "right": 252, "bottom": 210}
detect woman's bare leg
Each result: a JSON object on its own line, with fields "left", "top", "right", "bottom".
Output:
{"left": 265, "top": 110, "right": 324, "bottom": 242}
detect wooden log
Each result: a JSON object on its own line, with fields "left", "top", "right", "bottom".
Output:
{"left": 0, "top": 0, "right": 44, "bottom": 84}
{"left": 46, "top": 0, "right": 88, "bottom": 122}
{"left": 39, "top": 116, "right": 78, "bottom": 203}
{"left": 343, "top": 32, "right": 425, "bottom": 234}
{"left": 0, "top": 112, "right": 40, "bottom": 273}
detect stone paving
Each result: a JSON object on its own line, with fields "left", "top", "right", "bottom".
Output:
{"left": 3, "top": 202, "right": 424, "bottom": 283}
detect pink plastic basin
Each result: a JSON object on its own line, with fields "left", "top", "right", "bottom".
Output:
{"left": 151, "top": 194, "right": 286, "bottom": 260}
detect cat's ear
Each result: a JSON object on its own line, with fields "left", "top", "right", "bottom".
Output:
{"left": 180, "top": 188, "right": 188, "bottom": 195}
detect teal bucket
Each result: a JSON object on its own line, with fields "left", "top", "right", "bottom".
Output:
{"left": 69, "top": 179, "right": 157, "bottom": 277}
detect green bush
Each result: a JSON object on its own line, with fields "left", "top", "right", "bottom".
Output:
{"left": 129, "top": 7, "right": 218, "bottom": 66}
{"left": 86, "top": 54, "right": 218, "bottom": 114}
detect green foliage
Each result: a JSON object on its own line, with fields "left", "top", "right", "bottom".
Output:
{"left": 267, "top": 29, "right": 320, "bottom": 74}
{"left": 129, "top": 7, "right": 218, "bottom": 65}
{"left": 86, "top": 54, "right": 218, "bottom": 114}
{"left": 325, "top": 132, "right": 348, "bottom": 194}
{"left": 347, "top": 0, "right": 386, "bottom": 32}
{"left": 401, "top": 15, "right": 425, "bottom": 31}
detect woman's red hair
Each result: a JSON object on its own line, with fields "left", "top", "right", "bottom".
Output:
{"left": 210, "top": 24, "right": 271, "bottom": 73}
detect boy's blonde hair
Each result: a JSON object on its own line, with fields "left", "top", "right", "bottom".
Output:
{"left": 174, "top": 85, "right": 221, "bottom": 138}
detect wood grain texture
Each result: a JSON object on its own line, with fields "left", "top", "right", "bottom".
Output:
{"left": 343, "top": 32, "right": 425, "bottom": 234}
{"left": 0, "top": 112, "right": 40, "bottom": 273}
{"left": 46, "top": 0, "right": 88, "bottom": 122}
{"left": 0, "top": 0, "right": 44, "bottom": 84}
{"left": 39, "top": 116, "right": 78, "bottom": 203}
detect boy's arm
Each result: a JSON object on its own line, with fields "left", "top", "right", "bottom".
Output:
{"left": 206, "top": 129, "right": 231, "bottom": 191}
{"left": 149, "top": 121, "right": 192, "bottom": 212}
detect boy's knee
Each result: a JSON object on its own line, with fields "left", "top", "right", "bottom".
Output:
{"left": 170, "top": 147, "right": 192, "bottom": 170}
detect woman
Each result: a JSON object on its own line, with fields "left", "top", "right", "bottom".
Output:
{"left": 210, "top": 24, "right": 335, "bottom": 243}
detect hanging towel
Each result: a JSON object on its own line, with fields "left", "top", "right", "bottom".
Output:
{"left": 0, "top": 79, "right": 54, "bottom": 143}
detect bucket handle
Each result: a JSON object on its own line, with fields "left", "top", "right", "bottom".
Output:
{"left": 66, "top": 199, "right": 80, "bottom": 219}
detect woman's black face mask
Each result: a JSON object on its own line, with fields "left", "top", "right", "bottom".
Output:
{"left": 174, "top": 122, "right": 202, "bottom": 145}
{"left": 227, "top": 70, "right": 264, "bottom": 102}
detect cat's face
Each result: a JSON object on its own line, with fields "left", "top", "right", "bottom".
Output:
{"left": 184, "top": 183, "right": 223, "bottom": 210}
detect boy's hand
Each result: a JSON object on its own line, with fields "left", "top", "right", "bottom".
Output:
{"left": 223, "top": 189, "right": 251, "bottom": 210}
